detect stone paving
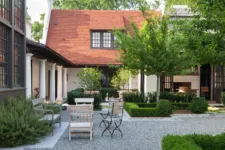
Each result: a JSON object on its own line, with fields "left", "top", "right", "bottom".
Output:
{"left": 8, "top": 109, "right": 225, "bottom": 150}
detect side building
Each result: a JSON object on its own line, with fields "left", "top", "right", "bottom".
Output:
{"left": 0, "top": 0, "right": 26, "bottom": 99}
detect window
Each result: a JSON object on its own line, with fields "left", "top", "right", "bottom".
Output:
{"left": 14, "top": 0, "right": 23, "bottom": 30}
{"left": 0, "top": 0, "right": 10, "bottom": 22}
{"left": 14, "top": 32, "right": 21, "bottom": 86}
{"left": 91, "top": 31, "right": 116, "bottom": 49}
{"left": 0, "top": 24, "right": 8, "bottom": 87}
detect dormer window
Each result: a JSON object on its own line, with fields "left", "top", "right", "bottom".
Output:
{"left": 91, "top": 31, "right": 115, "bottom": 49}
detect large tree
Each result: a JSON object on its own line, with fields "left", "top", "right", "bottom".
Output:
{"left": 31, "top": 14, "right": 45, "bottom": 42}
{"left": 53, "top": 0, "right": 148, "bottom": 10}
{"left": 168, "top": 0, "right": 225, "bottom": 65}
{"left": 114, "top": 8, "right": 194, "bottom": 102}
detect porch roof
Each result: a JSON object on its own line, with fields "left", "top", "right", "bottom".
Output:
{"left": 26, "top": 39, "right": 74, "bottom": 67}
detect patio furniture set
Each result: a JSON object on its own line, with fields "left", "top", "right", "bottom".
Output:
{"left": 32, "top": 97, "right": 124, "bottom": 140}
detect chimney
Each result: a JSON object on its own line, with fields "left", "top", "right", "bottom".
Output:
{"left": 40, "top": 0, "right": 54, "bottom": 44}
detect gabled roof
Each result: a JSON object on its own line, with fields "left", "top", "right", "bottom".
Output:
{"left": 46, "top": 10, "right": 161, "bottom": 65}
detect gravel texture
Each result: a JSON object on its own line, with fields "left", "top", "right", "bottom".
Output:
{"left": 27, "top": 110, "right": 225, "bottom": 150}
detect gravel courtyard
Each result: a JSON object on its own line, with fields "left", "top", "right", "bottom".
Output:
{"left": 36, "top": 110, "right": 225, "bottom": 150}
{"left": 23, "top": 110, "right": 225, "bottom": 150}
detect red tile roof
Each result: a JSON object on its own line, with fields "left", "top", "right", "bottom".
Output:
{"left": 46, "top": 10, "right": 162, "bottom": 65}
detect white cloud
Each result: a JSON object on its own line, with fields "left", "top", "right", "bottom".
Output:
{"left": 26, "top": 0, "right": 48, "bottom": 23}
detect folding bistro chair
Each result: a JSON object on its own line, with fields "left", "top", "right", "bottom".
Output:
{"left": 101, "top": 102, "right": 124, "bottom": 138}
{"left": 99, "top": 97, "right": 120, "bottom": 127}
{"left": 68, "top": 105, "right": 94, "bottom": 140}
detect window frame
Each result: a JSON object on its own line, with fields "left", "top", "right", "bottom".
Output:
{"left": 90, "top": 30, "right": 116, "bottom": 49}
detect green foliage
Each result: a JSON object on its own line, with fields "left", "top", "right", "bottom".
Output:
{"left": 67, "top": 90, "right": 102, "bottom": 109}
{"left": 222, "top": 92, "right": 225, "bottom": 106}
{"left": 156, "top": 100, "right": 173, "bottom": 116}
{"left": 114, "top": 8, "right": 195, "bottom": 102}
{"left": 110, "top": 68, "right": 130, "bottom": 90}
{"left": 53, "top": 0, "right": 148, "bottom": 10}
{"left": 122, "top": 92, "right": 146, "bottom": 103}
{"left": 136, "top": 102, "right": 189, "bottom": 110}
{"left": 77, "top": 68, "right": 102, "bottom": 91}
{"left": 163, "top": 133, "right": 225, "bottom": 150}
{"left": 43, "top": 104, "right": 61, "bottom": 114}
{"left": 99, "top": 88, "right": 118, "bottom": 100}
{"left": 125, "top": 100, "right": 173, "bottom": 117}
{"left": 160, "top": 92, "right": 196, "bottom": 103}
{"left": 162, "top": 135, "right": 202, "bottom": 150}
{"left": 0, "top": 97, "right": 50, "bottom": 147}
{"left": 189, "top": 97, "right": 208, "bottom": 113}
{"left": 31, "top": 13, "right": 45, "bottom": 42}
{"left": 169, "top": 0, "right": 225, "bottom": 65}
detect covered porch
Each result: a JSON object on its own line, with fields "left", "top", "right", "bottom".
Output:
{"left": 26, "top": 39, "right": 74, "bottom": 102}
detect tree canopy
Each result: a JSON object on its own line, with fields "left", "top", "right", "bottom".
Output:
{"left": 169, "top": 0, "right": 225, "bottom": 65}
{"left": 53, "top": 0, "right": 148, "bottom": 10}
{"left": 114, "top": 8, "right": 195, "bottom": 101}
{"left": 31, "top": 14, "right": 45, "bottom": 42}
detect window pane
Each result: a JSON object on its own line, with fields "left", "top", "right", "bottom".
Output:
{"left": 0, "top": 0, "right": 10, "bottom": 22}
{"left": 0, "top": 24, "right": 8, "bottom": 87}
{"left": 14, "top": 0, "right": 24, "bottom": 30}
{"left": 92, "top": 32, "right": 100, "bottom": 48}
{"left": 103, "top": 32, "right": 111, "bottom": 48}
{"left": 14, "top": 32, "right": 21, "bottom": 86}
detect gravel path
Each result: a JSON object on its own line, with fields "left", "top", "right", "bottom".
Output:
{"left": 28, "top": 110, "right": 225, "bottom": 150}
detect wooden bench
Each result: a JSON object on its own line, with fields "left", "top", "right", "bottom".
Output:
{"left": 31, "top": 98, "right": 61, "bottom": 135}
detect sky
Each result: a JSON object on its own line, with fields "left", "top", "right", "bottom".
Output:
{"left": 27, "top": 0, "right": 48, "bottom": 23}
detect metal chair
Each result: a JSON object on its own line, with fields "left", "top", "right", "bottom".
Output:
{"left": 99, "top": 97, "right": 120, "bottom": 127}
{"left": 101, "top": 102, "right": 124, "bottom": 138}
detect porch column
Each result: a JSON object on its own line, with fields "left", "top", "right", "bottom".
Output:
{"left": 63, "top": 68, "right": 67, "bottom": 98}
{"left": 39, "top": 59, "right": 47, "bottom": 99}
{"left": 26, "top": 53, "right": 33, "bottom": 99}
{"left": 50, "top": 63, "right": 56, "bottom": 103}
{"left": 57, "top": 66, "right": 63, "bottom": 101}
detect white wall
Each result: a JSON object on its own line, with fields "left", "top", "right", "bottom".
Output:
{"left": 67, "top": 68, "right": 84, "bottom": 92}
{"left": 26, "top": 21, "right": 32, "bottom": 39}
{"left": 174, "top": 75, "right": 200, "bottom": 96}
{"left": 146, "top": 75, "right": 157, "bottom": 93}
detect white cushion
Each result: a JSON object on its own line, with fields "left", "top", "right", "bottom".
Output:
{"left": 70, "top": 122, "right": 92, "bottom": 128}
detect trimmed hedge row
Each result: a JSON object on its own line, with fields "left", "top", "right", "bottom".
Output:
{"left": 125, "top": 100, "right": 173, "bottom": 117}
{"left": 135, "top": 103, "right": 189, "bottom": 110}
{"left": 162, "top": 133, "right": 225, "bottom": 150}
{"left": 123, "top": 92, "right": 196, "bottom": 103}
{"left": 99, "top": 88, "right": 118, "bottom": 100}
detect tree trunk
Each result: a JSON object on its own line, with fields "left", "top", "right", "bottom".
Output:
{"left": 156, "top": 75, "right": 160, "bottom": 102}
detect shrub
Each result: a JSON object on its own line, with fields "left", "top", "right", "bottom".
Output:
{"left": 99, "top": 88, "right": 118, "bottom": 100}
{"left": 123, "top": 92, "right": 146, "bottom": 103}
{"left": 156, "top": 100, "right": 173, "bottom": 116}
{"left": 43, "top": 103, "right": 61, "bottom": 114}
{"left": 162, "top": 133, "right": 225, "bottom": 150}
{"left": 67, "top": 91, "right": 102, "bottom": 109}
{"left": 171, "top": 103, "right": 189, "bottom": 110}
{"left": 0, "top": 97, "right": 50, "bottom": 147}
{"left": 189, "top": 97, "right": 208, "bottom": 113}
{"left": 74, "top": 88, "right": 84, "bottom": 93}
{"left": 222, "top": 92, "right": 225, "bottom": 106}
{"left": 162, "top": 135, "right": 202, "bottom": 150}
{"left": 125, "top": 100, "right": 173, "bottom": 117}
{"left": 160, "top": 92, "right": 196, "bottom": 103}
